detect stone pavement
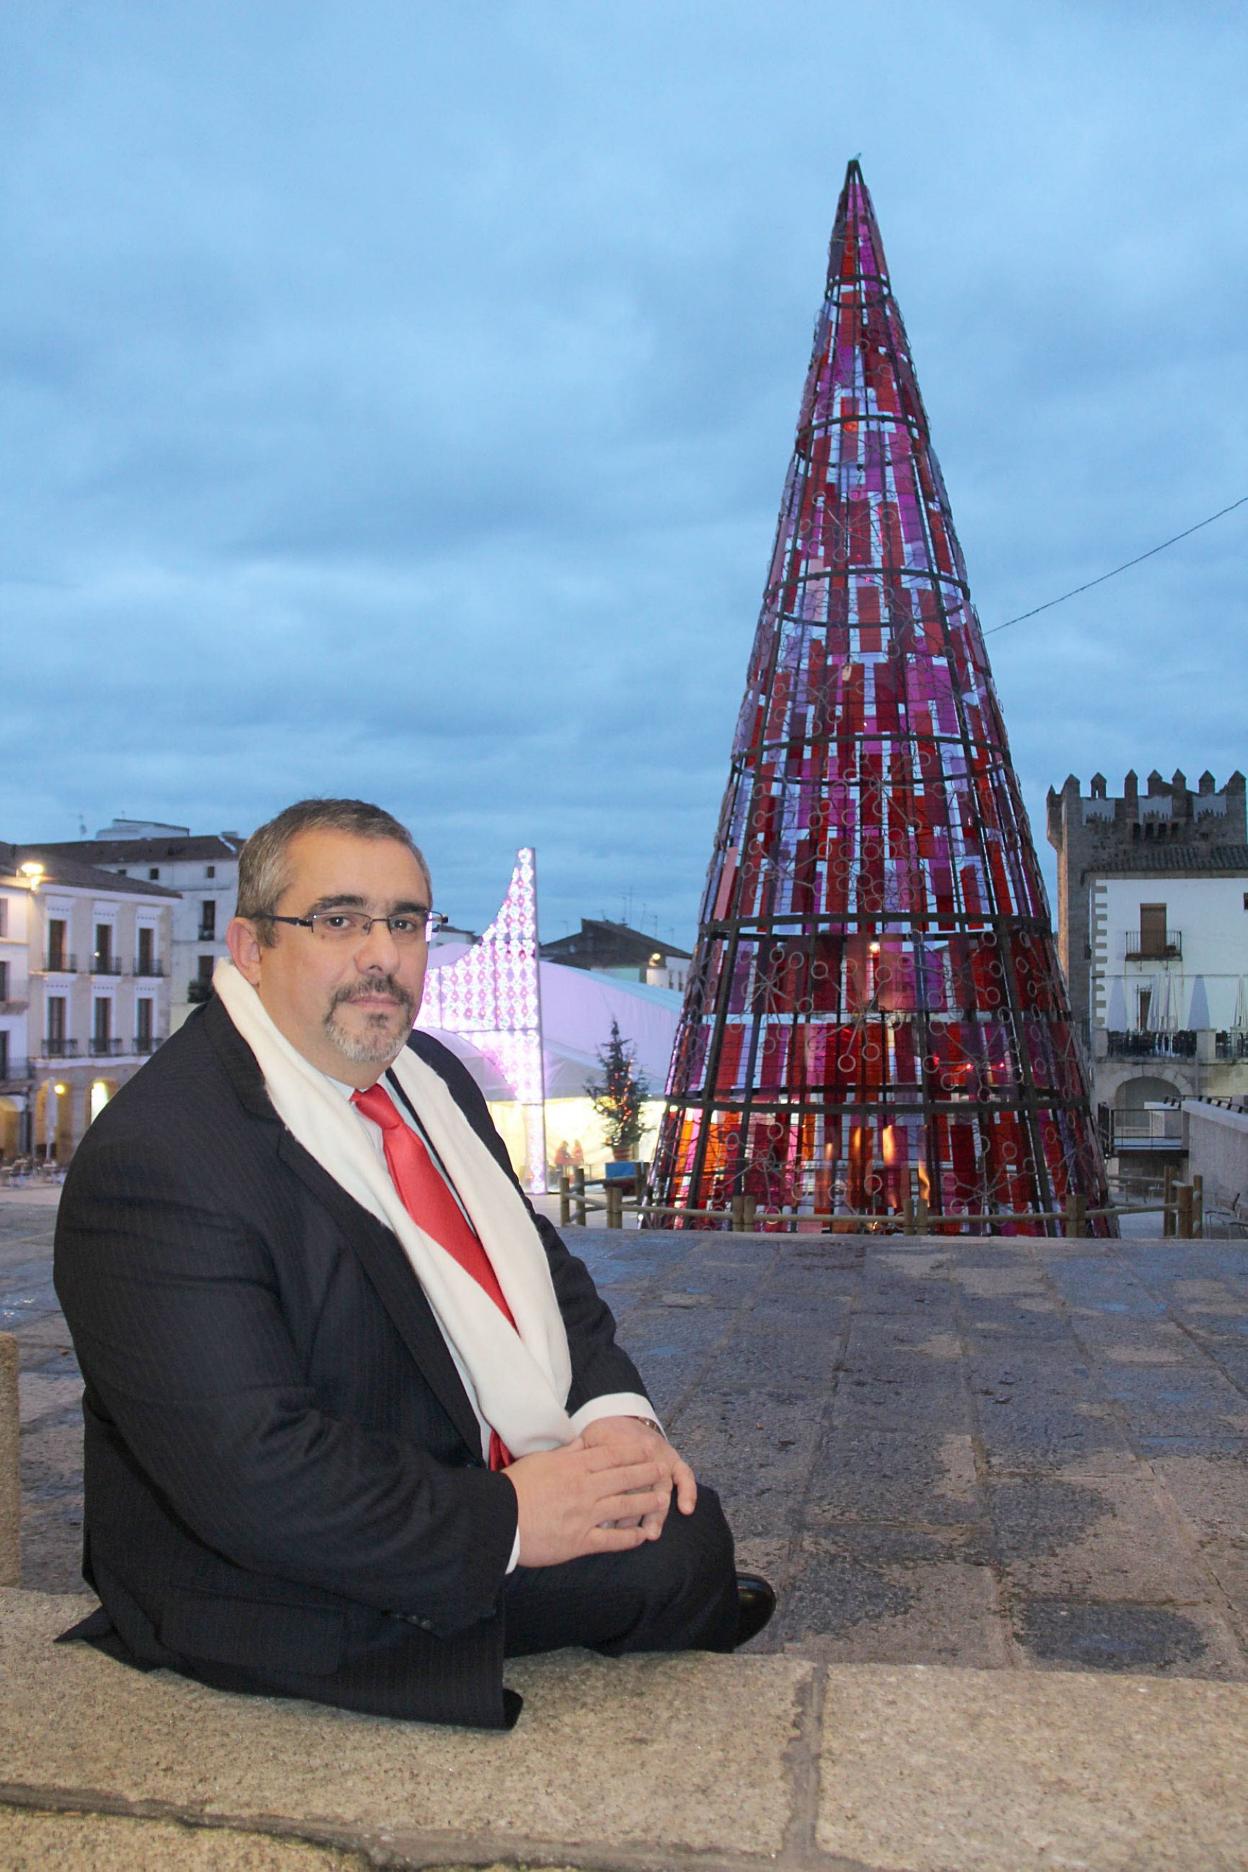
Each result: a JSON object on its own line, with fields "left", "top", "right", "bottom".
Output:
{"left": 2, "top": 1197, "right": 1248, "bottom": 1868}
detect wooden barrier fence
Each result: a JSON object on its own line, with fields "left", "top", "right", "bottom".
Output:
{"left": 555, "top": 1173, "right": 1207, "bottom": 1238}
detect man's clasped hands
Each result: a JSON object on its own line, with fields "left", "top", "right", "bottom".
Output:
{"left": 503, "top": 1416, "right": 697, "bottom": 1568}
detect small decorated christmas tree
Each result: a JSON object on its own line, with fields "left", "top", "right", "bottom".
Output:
{"left": 588, "top": 1020, "right": 650, "bottom": 1160}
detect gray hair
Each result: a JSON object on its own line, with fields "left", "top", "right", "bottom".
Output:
{"left": 236, "top": 799, "right": 431, "bottom": 945}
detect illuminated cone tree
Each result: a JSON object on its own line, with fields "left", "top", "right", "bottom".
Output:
{"left": 648, "top": 161, "right": 1109, "bottom": 1235}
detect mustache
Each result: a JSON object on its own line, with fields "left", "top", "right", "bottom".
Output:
{"left": 329, "top": 977, "right": 416, "bottom": 1016}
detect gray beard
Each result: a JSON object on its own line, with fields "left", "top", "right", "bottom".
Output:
{"left": 324, "top": 981, "right": 415, "bottom": 1065}
{"left": 324, "top": 1012, "right": 406, "bottom": 1064}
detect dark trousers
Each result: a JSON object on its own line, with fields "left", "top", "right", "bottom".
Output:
{"left": 502, "top": 1484, "right": 738, "bottom": 1658}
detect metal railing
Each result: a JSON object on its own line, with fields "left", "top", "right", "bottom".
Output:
{"left": 88, "top": 1038, "right": 124, "bottom": 1057}
{"left": 1101, "top": 1104, "right": 1184, "bottom": 1153}
{"left": 1215, "top": 1031, "right": 1248, "bottom": 1061}
{"left": 40, "top": 953, "right": 77, "bottom": 973}
{"left": 132, "top": 1036, "right": 163, "bottom": 1055}
{"left": 90, "top": 957, "right": 124, "bottom": 975}
{"left": 1108, "top": 1127, "right": 1182, "bottom": 1152}
{"left": 133, "top": 960, "right": 165, "bottom": 977}
{"left": 0, "top": 1060, "right": 29, "bottom": 1086}
{"left": 1124, "top": 931, "right": 1182, "bottom": 959}
{"left": 41, "top": 1039, "right": 79, "bottom": 1057}
{"left": 1105, "top": 1029, "right": 1197, "bottom": 1060}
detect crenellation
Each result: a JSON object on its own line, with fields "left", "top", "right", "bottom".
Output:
{"left": 1046, "top": 769, "right": 1248, "bottom": 1023}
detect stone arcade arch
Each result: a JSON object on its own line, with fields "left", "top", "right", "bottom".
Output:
{"left": 0, "top": 1096, "right": 20, "bottom": 1159}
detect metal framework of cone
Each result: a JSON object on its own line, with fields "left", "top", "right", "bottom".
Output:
{"left": 646, "top": 161, "right": 1110, "bottom": 1235}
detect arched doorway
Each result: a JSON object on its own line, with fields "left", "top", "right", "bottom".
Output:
{"left": 1114, "top": 1074, "right": 1183, "bottom": 1112}
{"left": 1113, "top": 1074, "right": 1183, "bottom": 1153}
{"left": 34, "top": 1081, "right": 75, "bottom": 1162}
{"left": 0, "top": 1096, "right": 21, "bottom": 1160}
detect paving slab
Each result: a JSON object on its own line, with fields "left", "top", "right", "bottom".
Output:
{"left": 989, "top": 1469, "right": 1211, "bottom": 1602}
{"left": 778, "top": 1538, "right": 1009, "bottom": 1669}
{"left": 0, "top": 1589, "right": 809, "bottom": 1865}
{"left": 0, "top": 1333, "right": 17, "bottom": 1588}
{"left": 1009, "top": 1594, "right": 1244, "bottom": 1678}
{"left": 819, "top": 1663, "right": 1248, "bottom": 1871}
{"left": 806, "top": 1427, "right": 982, "bottom": 1525}
{"left": 0, "top": 1806, "right": 371, "bottom": 1869}
{"left": 16, "top": 1369, "right": 82, "bottom": 1426}
{"left": 5, "top": 1588, "right": 1246, "bottom": 1872}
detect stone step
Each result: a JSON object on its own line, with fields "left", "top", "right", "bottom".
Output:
{"left": 2, "top": 1587, "right": 1246, "bottom": 1872}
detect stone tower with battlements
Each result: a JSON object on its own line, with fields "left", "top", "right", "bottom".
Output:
{"left": 1046, "top": 769, "right": 1247, "bottom": 1025}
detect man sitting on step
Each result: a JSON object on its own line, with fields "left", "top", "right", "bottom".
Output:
{"left": 54, "top": 798, "right": 775, "bottom": 1727}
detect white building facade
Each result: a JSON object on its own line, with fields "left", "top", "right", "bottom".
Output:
{"left": 0, "top": 867, "right": 32, "bottom": 1157}
{"left": 37, "top": 820, "right": 243, "bottom": 1031}
{"left": 1, "top": 843, "right": 177, "bottom": 1161}
{"left": 1047, "top": 769, "right": 1248, "bottom": 1162}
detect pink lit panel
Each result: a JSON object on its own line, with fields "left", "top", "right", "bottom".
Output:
{"left": 417, "top": 847, "right": 548, "bottom": 1192}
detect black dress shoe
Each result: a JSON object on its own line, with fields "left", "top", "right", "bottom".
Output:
{"left": 734, "top": 1573, "right": 777, "bottom": 1647}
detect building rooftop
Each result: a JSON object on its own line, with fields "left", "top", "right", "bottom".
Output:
{"left": 34, "top": 832, "right": 243, "bottom": 866}
{"left": 1084, "top": 843, "right": 1248, "bottom": 879}
{"left": 0, "top": 843, "right": 182, "bottom": 897}
{"left": 540, "top": 917, "right": 692, "bottom": 969}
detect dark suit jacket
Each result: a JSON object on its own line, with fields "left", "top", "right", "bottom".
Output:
{"left": 53, "top": 995, "right": 645, "bottom": 1728}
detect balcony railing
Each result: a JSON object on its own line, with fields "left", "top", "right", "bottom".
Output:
{"left": 1105, "top": 1029, "right": 1197, "bottom": 1060}
{"left": 1106, "top": 1110, "right": 1184, "bottom": 1152}
{"left": 1124, "top": 930, "right": 1182, "bottom": 960}
{"left": 133, "top": 959, "right": 165, "bottom": 977}
{"left": 0, "top": 1060, "right": 30, "bottom": 1086}
{"left": 90, "top": 957, "right": 124, "bottom": 976}
{"left": 88, "top": 1038, "right": 125, "bottom": 1057}
{"left": 41, "top": 1039, "right": 80, "bottom": 1058}
{"left": 1215, "top": 1031, "right": 1248, "bottom": 1061}
{"left": 41, "top": 953, "right": 77, "bottom": 973}
{"left": 133, "top": 1036, "right": 164, "bottom": 1056}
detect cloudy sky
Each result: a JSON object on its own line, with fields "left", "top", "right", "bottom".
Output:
{"left": 3, "top": 1, "right": 1245, "bottom": 944}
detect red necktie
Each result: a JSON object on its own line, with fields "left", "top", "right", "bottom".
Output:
{"left": 352, "top": 1081, "right": 515, "bottom": 1469}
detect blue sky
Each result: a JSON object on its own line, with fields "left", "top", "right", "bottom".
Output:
{"left": 2, "top": 1, "right": 1245, "bottom": 944}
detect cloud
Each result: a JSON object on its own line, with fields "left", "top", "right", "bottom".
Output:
{"left": 1, "top": 0, "right": 1245, "bottom": 942}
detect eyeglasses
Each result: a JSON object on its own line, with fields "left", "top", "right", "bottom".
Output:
{"left": 259, "top": 909, "right": 449, "bottom": 945}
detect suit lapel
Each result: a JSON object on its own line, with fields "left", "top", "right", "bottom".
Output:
{"left": 274, "top": 1132, "right": 485, "bottom": 1457}
{"left": 202, "top": 996, "right": 485, "bottom": 1457}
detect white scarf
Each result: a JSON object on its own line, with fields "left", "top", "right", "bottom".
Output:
{"left": 213, "top": 958, "right": 575, "bottom": 1458}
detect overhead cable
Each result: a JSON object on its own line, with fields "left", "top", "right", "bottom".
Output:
{"left": 985, "top": 494, "right": 1248, "bottom": 636}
